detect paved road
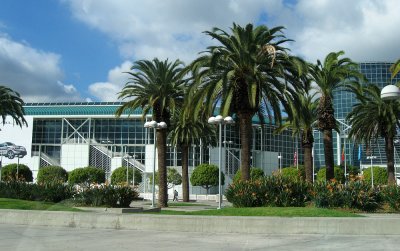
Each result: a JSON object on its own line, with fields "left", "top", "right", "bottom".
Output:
{"left": 1, "top": 224, "right": 399, "bottom": 251}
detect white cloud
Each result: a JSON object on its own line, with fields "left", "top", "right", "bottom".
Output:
{"left": 285, "top": 0, "right": 400, "bottom": 62}
{"left": 63, "top": 0, "right": 400, "bottom": 102}
{"left": 64, "top": 0, "right": 275, "bottom": 62}
{"left": 64, "top": 0, "right": 400, "bottom": 64}
{"left": 88, "top": 60, "right": 132, "bottom": 101}
{"left": 0, "top": 33, "right": 84, "bottom": 102}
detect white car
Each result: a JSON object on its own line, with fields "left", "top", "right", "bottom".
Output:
{"left": 0, "top": 142, "right": 27, "bottom": 159}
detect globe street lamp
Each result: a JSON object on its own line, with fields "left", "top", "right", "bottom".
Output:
{"left": 208, "top": 115, "right": 234, "bottom": 209}
{"left": 381, "top": 85, "right": 400, "bottom": 100}
{"left": 144, "top": 120, "right": 167, "bottom": 208}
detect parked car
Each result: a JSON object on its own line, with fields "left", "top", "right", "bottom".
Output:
{"left": 0, "top": 142, "right": 27, "bottom": 159}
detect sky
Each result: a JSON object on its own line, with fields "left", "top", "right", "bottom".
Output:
{"left": 0, "top": 0, "right": 399, "bottom": 103}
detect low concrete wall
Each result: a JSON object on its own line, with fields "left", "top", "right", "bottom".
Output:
{"left": 1, "top": 209, "right": 400, "bottom": 235}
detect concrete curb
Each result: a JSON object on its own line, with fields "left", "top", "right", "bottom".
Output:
{"left": 2, "top": 209, "right": 400, "bottom": 235}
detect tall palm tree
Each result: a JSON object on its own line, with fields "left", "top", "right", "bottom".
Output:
{"left": 0, "top": 85, "right": 27, "bottom": 127}
{"left": 390, "top": 59, "right": 400, "bottom": 79}
{"left": 169, "top": 109, "right": 216, "bottom": 202}
{"left": 115, "top": 58, "right": 186, "bottom": 208}
{"left": 189, "top": 23, "right": 305, "bottom": 181}
{"left": 276, "top": 85, "right": 318, "bottom": 182}
{"left": 310, "top": 51, "right": 363, "bottom": 181}
{"left": 347, "top": 83, "right": 400, "bottom": 184}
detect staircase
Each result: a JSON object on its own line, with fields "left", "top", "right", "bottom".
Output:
{"left": 40, "top": 152, "right": 60, "bottom": 167}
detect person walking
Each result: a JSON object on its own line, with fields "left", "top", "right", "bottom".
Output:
{"left": 173, "top": 190, "right": 179, "bottom": 201}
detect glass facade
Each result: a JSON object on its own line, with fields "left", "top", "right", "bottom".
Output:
{"left": 314, "top": 62, "right": 400, "bottom": 169}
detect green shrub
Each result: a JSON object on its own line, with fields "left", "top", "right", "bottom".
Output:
{"left": 362, "top": 166, "right": 387, "bottom": 185}
{"left": 0, "top": 181, "right": 35, "bottom": 200}
{"left": 37, "top": 166, "right": 68, "bottom": 184}
{"left": 347, "top": 165, "right": 360, "bottom": 176}
{"left": 263, "top": 176, "right": 310, "bottom": 207}
{"left": 282, "top": 165, "right": 305, "bottom": 179}
{"left": 110, "top": 166, "right": 142, "bottom": 185}
{"left": 225, "top": 180, "right": 265, "bottom": 207}
{"left": 316, "top": 166, "right": 345, "bottom": 183}
{"left": 1, "top": 163, "right": 33, "bottom": 182}
{"left": 225, "top": 176, "right": 311, "bottom": 208}
{"left": 68, "top": 167, "right": 105, "bottom": 187}
{"left": 191, "top": 164, "right": 225, "bottom": 194}
{"left": 345, "top": 181, "right": 382, "bottom": 212}
{"left": 73, "top": 185, "right": 138, "bottom": 207}
{"left": 0, "top": 181, "right": 74, "bottom": 203}
{"left": 313, "top": 180, "right": 382, "bottom": 211}
{"left": 233, "top": 167, "right": 264, "bottom": 183}
{"left": 313, "top": 181, "right": 347, "bottom": 208}
{"left": 279, "top": 167, "right": 304, "bottom": 181}
{"left": 382, "top": 185, "right": 400, "bottom": 211}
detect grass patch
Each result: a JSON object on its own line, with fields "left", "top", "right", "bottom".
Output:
{"left": 155, "top": 207, "right": 361, "bottom": 217}
{"left": 0, "top": 198, "right": 82, "bottom": 212}
{"left": 168, "top": 202, "right": 209, "bottom": 207}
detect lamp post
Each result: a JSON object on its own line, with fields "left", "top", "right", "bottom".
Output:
{"left": 367, "top": 156, "right": 377, "bottom": 188}
{"left": 381, "top": 85, "right": 400, "bottom": 100}
{"left": 208, "top": 115, "right": 234, "bottom": 209}
{"left": 144, "top": 120, "right": 167, "bottom": 208}
{"left": 278, "top": 153, "right": 282, "bottom": 173}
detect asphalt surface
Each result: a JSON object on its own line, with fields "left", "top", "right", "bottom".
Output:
{"left": 1, "top": 224, "right": 400, "bottom": 251}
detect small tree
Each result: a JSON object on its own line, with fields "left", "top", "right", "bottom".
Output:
{"left": 316, "top": 166, "right": 345, "bottom": 183}
{"left": 151, "top": 168, "right": 182, "bottom": 188}
{"left": 233, "top": 167, "right": 264, "bottom": 183}
{"left": 362, "top": 166, "right": 388, "bottom": 186}
{"left": 190, "top": 164, "right": 225, "bottom": 194}
{"left": 68, "top": 166, "right": 105, "bottom": 188}
{"left": 1, "top": 163, "right": 32, "bottom": 182}
{"left": 110, "top": 166, "right": 142, "bottom": 186}
{"left": 37, "top": 166, "right": 68, "bottom": 184}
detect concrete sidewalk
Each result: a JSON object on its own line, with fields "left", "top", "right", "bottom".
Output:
{"left": 2, "top": 200, "right": 400, "bottom": 235}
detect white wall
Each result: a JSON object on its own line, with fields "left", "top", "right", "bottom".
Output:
{"left": 61, "top": 144, "right": 89, "bottom": 172}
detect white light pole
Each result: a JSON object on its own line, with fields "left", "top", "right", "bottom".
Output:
{"left": 278, "top": 153, "right": 282, "bottom": 173}
{"left": 144, "top": 120, "right": 167, "bottom": 208}
{"left": 208, "top": 115, "right": 234, "bottom": 209}
{"left": 367, "top": 155, "right": 377, "bottom": 188}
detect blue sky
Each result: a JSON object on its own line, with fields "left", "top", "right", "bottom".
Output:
{"left": 0, "top": 0, "right": 399, "bottom": 102}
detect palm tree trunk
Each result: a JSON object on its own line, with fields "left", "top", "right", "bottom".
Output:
{"left": 157, "top": 129, "right": 168, "bottom": 207}
{"left": 181, "top": 144, "right": 190, "bottom": 202}
{"left": 385, "top": 136, "right": 396, "bottom": 184}
{"left": 238, "top": 111, "right": 253, "bottom": 181}
{"left": 303, "top": 130, "right": 314, "bottom": 183}
{"left": 323, "top": 129, "right": 334, "bottom": 180}
{"left": 303, "top": 145, "right": 313, "bottom": 183}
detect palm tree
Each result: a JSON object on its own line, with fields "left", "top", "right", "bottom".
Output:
{"left": 169, "top": 109, "right": 216, "bottom": 202}
{"left": 276, "top": 85, "right": 318, "bottom": 182}
{"left": 310, "top": 51, "right": 363, "bottom": 180}
{"left": 0, "top": 85, "right": 27, "bottom": 127}
{"left": 189, "top": 23, "right": 305, "bottom": 181}
{"left": 347, "top": 83, "right": 400, "bottom": 184}
{"left": 115, "top": 58, "right": 186, "bottom": 208}
{"left": 390, "top": 59, "right": 400, "bottom": 79}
